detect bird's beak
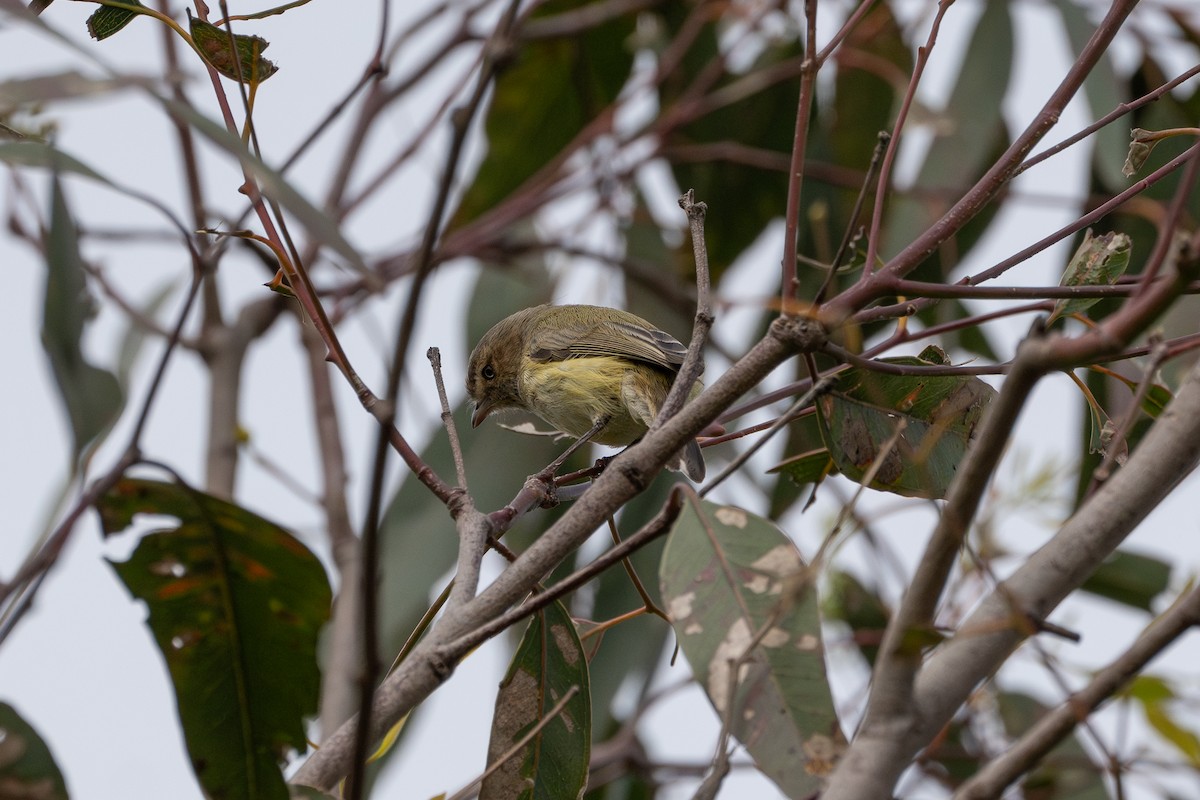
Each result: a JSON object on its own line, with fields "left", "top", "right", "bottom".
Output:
{"left": 471, "top": 399, "right": 494, "bottom": 428}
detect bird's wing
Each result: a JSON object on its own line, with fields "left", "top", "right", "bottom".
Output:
{"left": 529, "top": 319, "right": 687, "bottom": 372}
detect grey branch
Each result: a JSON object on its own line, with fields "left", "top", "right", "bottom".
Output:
{"left": 822, "top": 356, "right": 1200, "bottom": 799}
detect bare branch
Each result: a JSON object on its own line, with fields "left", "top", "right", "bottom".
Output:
{"left": 953, "top": 584, "right": 1200, "bottom": 800}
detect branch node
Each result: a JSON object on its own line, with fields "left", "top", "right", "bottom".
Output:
{"left": 428, "top": 649, "right": 456, "bottom": 682}
{"left": 769, "top": 315, "right": 828, "bottom": 352}
{"left": 678, "top": 188, "right": 707, "bottom": 221}
{"left": 446, "top": 487, "right": 470, "bottom": 518}
{"left": 617, "top": 462, "right": 649, "bottom": 493}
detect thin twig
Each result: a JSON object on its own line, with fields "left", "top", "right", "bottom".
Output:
{"left": 605, "top": 516, "right": 669, "bottom": 624}
{"left": 428, "top": 347, "right": 469, "bottom": 490}
{"left": 953, "top": 584, "right": 1200, "bottom": 799}
{"left": 812, "top": 419, "right": 910, "bottom": 570}
{"left": 780, "top": 0, "right": 819, "bottom": 305}
{"left": 856, "top": 0, "right": 954, "bottom": 293}
{"left": 1014, "top": 63, "right": 1200, "bottom": 179}
{"left": 816, "top": 131, "right": 889, "bottom": 304}
{"left": 1091, "top": 340, "right": 1169, "bottom": 488}
{"left": 700, "top": 376, "right": 835, "bottom": 496}
{"left": 831, "top": 0, "right": 1142, "bottom": 320}
{"left": 855, "top": 140, "right": 1200, "bottom": 325}
{"left": 659, "top": 189, "right": 713, "bottom": 423}
{"left": 445, "top": 488, "right": 686, "bottom": 662}
{"left": 444, "top": 685, "right": 582, "bottom": 800}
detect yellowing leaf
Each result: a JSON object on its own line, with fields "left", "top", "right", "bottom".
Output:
{"left": 817, "top": 347, "right": 996, "bottom": 499}
{"left": 189, "top": 14, "right": 278, "bottom": 83}
{"left": 1048, "top": 230, "right": 1132, "bottom": 325}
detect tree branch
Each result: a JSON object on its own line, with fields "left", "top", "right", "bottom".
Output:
{"left": 823, "top": 354, "right": 1200, "bottom": 799}
{"left": 291, "top": 316, "right": 828, "bottom": 790}
{"left": 953, "top": 583, "right": 1200, "bottom": 800}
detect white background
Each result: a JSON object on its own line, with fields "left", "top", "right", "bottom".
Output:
{"left": 2, "top": 1, "right": 1199, "bottom": 798}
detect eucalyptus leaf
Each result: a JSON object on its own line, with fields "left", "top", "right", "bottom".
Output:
{"left": 997, "top": 692, "right": 1109, "bottom": 799}
{"left": 100, "top": 478, "right": 331, "bottom": 800}
{"left": 0, "top": 140, "right": 104, "bottom": 185}
{"left": 1128, "top": 676, "right": 1200, "bottom": 767}
{"left": 1080, "top": 549, "right": 1171, "bottom": 611}
{"left": 480, "top": 600, "right": 590, "bottom": 800}
{"left": 0, "top": 70, "right": 149, "bottom": 104}
{"left": 0, "top": 702, "right": 70, "bottom": 800}
{"left": 1048, "top": 230, "right": 1132, "bottom": 325}
{"left": 817, "top": 347, "right": 996, "bottom": 499}
{"left": 87, "top": 1, "right": 144, "bottom": 40}
{"left": 661, "top": 499, "right": 841, "bottom": 798}
{"left": 768, "top": 448, "right": 835, "bottom": 492}
{"left": 42, "top": 174, "right": 123, "bottom": 464}
{"left": 189, "top": 14, "right": 278, "bottom": 84}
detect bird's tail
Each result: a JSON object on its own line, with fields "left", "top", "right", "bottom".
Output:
{"left": 676, "top": 439, "right": 705, "bottom": 482}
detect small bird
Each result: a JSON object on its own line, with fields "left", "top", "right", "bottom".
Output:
{"left": 465, "top": 304, "right": 707, "bottom": 481}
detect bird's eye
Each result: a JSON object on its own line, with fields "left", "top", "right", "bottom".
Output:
{"left": 482, "top": 365, "right": 496, "bottom": 380}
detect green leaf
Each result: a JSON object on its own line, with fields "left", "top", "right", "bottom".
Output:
{"left": 817, "top": 348, "right": 997, "bottom": 499}
{"left": 450, "top": 0, "right": 634, "bottom": 227}
{"left": 660, "top": 499, "right": 841, "bottom": 798}
{"left": 1081, "top": 388, "right": 1111, "bottom": 457}
{"left": 1142, "top": 382, "right": 1174, "bottom": 418}
{"left": 659, "top": 17, "right": 803, "bottom": 274}
{"left": 42, "top": 175, "right": 123, "bottom": 464}
{"left": 480, "top": 600, "right": 591, "bottom": 800}
{"left": 1080, "top": 549, "right": 1171, "bottom": 611}
{"left": 1048, "top": 230, "right": 1132, "bottom": 325}
{"left": 99, "top": 478, "right": 331, "bottom": 800}
{"left": 0, "top": 702, "right": 70, "bottom": 800}
{"left": 189, "top": 14, "right": 278, "bottom": 83}
{"left": 1095, "top": 368, "right": 1174, "bottom": 420}
{"left": 1128, "top": 673, "right": 1174, "bottom": 704}
{"left": 821, "top": 571, "right": 889, "bottom": 667}
{"left": 1128, "top": 676, "right": 1200, "bottom": 767}
{"left": 997, "top": 692, "right": 1109, "bottom": 800}
{"left": 768, "top": 448, "right": 835, "bottom": 486}
{"left": 87, "top": 1, "right": 144, "bottom": 40}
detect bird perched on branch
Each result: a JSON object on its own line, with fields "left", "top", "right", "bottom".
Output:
{"left": 466, "top": 304, "right": 707, "bottom": 481}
